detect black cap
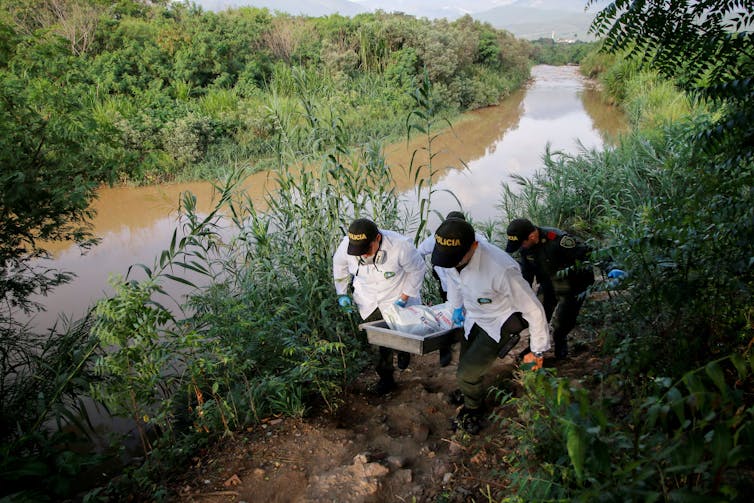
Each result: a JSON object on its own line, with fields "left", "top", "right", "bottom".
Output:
{"left": 347, "top": 218, "right": 379, "bottom": 255}
{"left": 431, "top": 218, "right": 475, "bottom": 268}
{"left": 445, "top": 211, "right": 466, "bottom": 221}
{"left": 505, "top": 218, "right": 536, "bottom": 253}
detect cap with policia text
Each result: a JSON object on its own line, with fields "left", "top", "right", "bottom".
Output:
{"left": 431, "top": 218, "right": 475, "bottom": 268}
{"left": 347, "top": 218, "right": 379, "bottom": 255}
{"left": 505, "top": 218, "right": 536, "bottom": 253}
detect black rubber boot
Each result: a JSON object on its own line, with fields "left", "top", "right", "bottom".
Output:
{"left": 447, "top": 388, "right": 464, "bottom": 406}
{"left": 554, "top": 332, "right": 568, "bottom": 360}
{"left": 438, "top": 346, "right": 452, "bottom": 367}
{"left": 373, "top": 376, "right": 397, "bottom": 396}
{"left": 451, "top": 406, "right": 484, "bottom": 435}
{"left": 396, "top": 351, "right": 411, "bottom": 370}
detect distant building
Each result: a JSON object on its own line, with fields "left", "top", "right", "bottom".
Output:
{"left": 551, "top": 31, "right": 577, "bottom": 43}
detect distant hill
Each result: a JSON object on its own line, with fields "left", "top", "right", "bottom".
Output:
{"left": 191, "top": 0, "right": 604, "bottom": 40}
{"left": 472, "top": 1, "right": 599, "bottom": 41}
{"left": 195, "top": 0, "right": 367, "bottom": 17}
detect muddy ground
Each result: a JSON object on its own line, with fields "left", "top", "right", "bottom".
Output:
{"left": 169, "top": 333, "right": 604, "bottom": 503}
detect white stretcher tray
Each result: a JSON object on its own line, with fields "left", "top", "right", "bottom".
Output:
{"left": 358, "top": 320, "right": 462, "bottom": 355}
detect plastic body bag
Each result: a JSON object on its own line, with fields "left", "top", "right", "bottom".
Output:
{"left": 381, "top": 302, "right": 454, "bottom": 335}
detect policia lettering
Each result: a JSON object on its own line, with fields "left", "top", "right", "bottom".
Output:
{"left": 436, "top": 235, "right": 461, "bottom": 247}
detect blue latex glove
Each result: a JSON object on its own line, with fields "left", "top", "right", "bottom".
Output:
{"left": 452, "top": 307, "right": 465, "bottom": 327}
{"left": 394, "top": 297, "right": 407, "bottom": 308}
{"left": 606, "top": 269, "right": 627, "bottom": 289}
{"left": 338, "top": 295, "right": 354, "bottom": 313}
{"left": 607, "top": 269, "right": 626, "bottom": 279}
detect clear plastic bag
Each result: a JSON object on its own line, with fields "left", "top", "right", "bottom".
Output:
{"left": 428, "top": 302, "right": 453, "bottom": 330}
{"left": 380, "top": 303, "right": 442, "bottom": 335}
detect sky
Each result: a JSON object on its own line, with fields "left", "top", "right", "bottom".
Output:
{"left": 189, "top": 0, "right": 608, "bottom": 18}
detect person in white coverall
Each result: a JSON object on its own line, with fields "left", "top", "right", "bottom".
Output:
{"left": 333, "top": 218, "right": 426, "bottom": 395}
{"left": 431, "top": 217, "right": 550, "bottom": 434}
{"left": 416, "top": 211, "right": 484, "bottom": 367}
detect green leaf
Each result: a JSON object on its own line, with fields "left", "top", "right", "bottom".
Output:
{"left": 163, "top": 274, "right": 198, "bottom": 288}
{"left": 177, "top": 260, "right": 211, "bottom": 276}
{"left": 709, "top": 424, "right": 732, "bottom": 471}
{"left": 667, "top": 488, "right": 725, "bottom": 502}
{"left": 730, "top": 353, "right": 748, "bottom": 380}
{"left": 704, "top": 361, "right": 727, "bottom": 395}
{"left": 557, "top": 379, "right": 569, "bottom": 406}
{"left": 127, "top": 263, "right": 152, "bottom": 279}
{"left": 667, "top": 386, "right": 685, "bottom": 425}
{"left": 566, "top": 423, "right": 585, "bottom": 483}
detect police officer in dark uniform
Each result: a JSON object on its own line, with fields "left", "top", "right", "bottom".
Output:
{"left": 505, "top": 218, "right": 594, "bottom": 359}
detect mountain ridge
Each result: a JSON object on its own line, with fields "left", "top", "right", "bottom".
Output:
{"left": 191, "top": 0, "right": 602, "bottom": 40}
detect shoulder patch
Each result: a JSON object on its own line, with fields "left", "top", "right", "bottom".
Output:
{"left": 560, "top": 236, "right": 576, "bottom": 249}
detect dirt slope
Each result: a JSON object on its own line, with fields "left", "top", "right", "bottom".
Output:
{"left": 170, "top": 336, "right": 600, "bottom": 503}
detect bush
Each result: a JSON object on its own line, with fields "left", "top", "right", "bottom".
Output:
{"left": 503, "top": 354, "right": 754, "bottom": 501}
{"left": 162, "top": 113, "right": 218, "bottom": 168}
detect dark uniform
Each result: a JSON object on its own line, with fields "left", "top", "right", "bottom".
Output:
{"left": 507, "top": 221, "right": 594, "bottom": 359}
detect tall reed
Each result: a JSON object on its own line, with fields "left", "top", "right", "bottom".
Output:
{"left": 405, "top": 68, "right": 464, "bottom": 245}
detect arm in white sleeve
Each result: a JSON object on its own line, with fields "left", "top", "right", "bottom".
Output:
{"left": 417, "top": 235, "right": 435, "bottom": 257}
{"left": 332, "top": 237, "right": 352, "bottom": 295}
{"left": 444, "top": 269, "right": 463, "bottom": 310}
{"left": 506, "top": 270, "right": 551, "bottom": 354}
{"left": 398, "top": 241, "right": 426, "bottom": 298}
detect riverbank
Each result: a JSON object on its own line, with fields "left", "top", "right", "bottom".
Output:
{"left": 29, "top": 66, "right": 624, "bottom": 334}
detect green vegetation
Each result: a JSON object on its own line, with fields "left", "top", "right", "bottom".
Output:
{"left": 497, "top": 1, "right": 754, "bottom": 500}
{"left": 0, "top": 7, "right": 531, "bottom": 495}
{"left": 1, "top": 1, "right": 531, "bottom": 188}
{"left": 529, "top": 39, "right": 597, "bottom": 65}
{"left": 1, "top": 82, "right": 406, "bottom": 501}
{"left": 0, "top": 0, "right": 532, "bottom": 314}
{"left": 1, "top": 3, "right": 472, "bottom": 494}
{"left": 2, "top": 0, "right": 752, "bottom": 500}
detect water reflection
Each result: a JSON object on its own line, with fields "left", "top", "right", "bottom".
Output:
{"left": 426, "top": 65, "right": 625, "bottom": 222}
{"left": 26, "top": 65, "right": 625, "bottom": 330}
{"left": 580, "top": 82, "right": 627, "bottom": 144}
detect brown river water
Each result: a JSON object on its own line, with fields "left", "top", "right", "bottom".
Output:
{"left": 27, "top": 65, "right": 625, "bottom": 331}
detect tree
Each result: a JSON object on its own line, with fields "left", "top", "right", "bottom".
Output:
{"left": 0, "top": 25, "right": 115, "bottom": 313}
{"left": 589, "top": 0, "right": 753, "bottom": 166}
{"left": 2, "top": 0, "right": 104, "bottom": 55}
{"left": 585, "top": 0, "right": 754, "bottom": 366}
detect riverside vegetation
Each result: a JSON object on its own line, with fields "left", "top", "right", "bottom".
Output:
{"left": 0, "top": 0, "right": 531, "bottom": 318}
{"left": 2, "top": 1, "right": 531, "bottom": 499}
{"left": 2, "top": 0, "right": 753, "bottom": 501}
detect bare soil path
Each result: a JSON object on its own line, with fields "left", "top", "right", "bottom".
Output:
{"left": 169, "top": 336, "right": 601, "bottom": 503}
